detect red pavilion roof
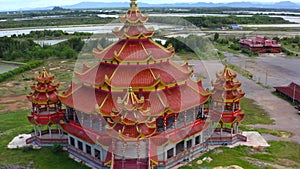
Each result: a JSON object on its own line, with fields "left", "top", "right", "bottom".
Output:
{"left": 212, "top": 66, "right": 245, "bottom": 102}
{"left": 27, "top": 68, "right": 60, "bottom": 105}
{"left": 93, "top": 39, "right": 174, "bottom": 62}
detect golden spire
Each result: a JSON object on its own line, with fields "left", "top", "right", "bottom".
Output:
{"left": 130, "top": 0, "right": 139, "bottom": 10}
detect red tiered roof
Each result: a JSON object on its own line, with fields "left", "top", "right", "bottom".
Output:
{"left": 113, "top": 5, "right": 154, "bottom": 39}
{"left": 27, "top": 68, "right": 60, "bottom": 105}
{"left": 93, "top": 39, "right": 174, "bottom": 62}
{"left": 60, "top": 0, "right": 211, "bottom": 142}
{"left": 212, "top": 66, "right": 245, "bottom": 124}
{"left": 212, "top": 66, "right": 245, "bottom": 102}
{"left": 75, "top": 61, "right": 193, "bottom": 89}
{"left": 27, "top": 68, "right": 63, "bottom": 126}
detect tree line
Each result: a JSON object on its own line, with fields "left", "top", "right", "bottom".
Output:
{"left": 0, "top": 16, "right": 115, "bottom": 29}
{"left": 0, "top": 36, "right": 84, "bottom": 62}
{"left": 185, "top": 15, "right": 291, "bottom": 28}
{"left": 14, "top": 30, "right": 92, "bottom": 39}
{"left": 150, "top": 15, "right": 291, "bottom": 28}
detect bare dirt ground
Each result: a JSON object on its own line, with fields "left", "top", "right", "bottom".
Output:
{"left": 193, "top": 59, "right": 300, "bottom": 144}
{"left": 0, "top": 95, "right": 31, "bottom": 114}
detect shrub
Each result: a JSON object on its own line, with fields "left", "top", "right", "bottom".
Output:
{"left": 229, "top": 44, "right": 240, "bottom": 50}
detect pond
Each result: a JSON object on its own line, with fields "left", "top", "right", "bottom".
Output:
{"left": 0, "top": 62, "right": 21, "bottom": 74}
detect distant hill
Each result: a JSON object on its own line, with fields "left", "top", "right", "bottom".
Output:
{"left": 61, "top": 1, "right": 300, "bottom": 10}
{"left": 52, "top": 6, "right": 66, "bottom": 11}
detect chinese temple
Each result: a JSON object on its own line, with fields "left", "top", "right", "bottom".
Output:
{"left": 239, "top": 36, "right": 281, "bottom": 53}
{"left": 23, "top": 0, "right": 251, "bottom": 168}
{"left": 209, "top": 66, "right": 247, "bottom": 145}
{"left": 26, "top": 68, "right": 67, "bottom": 146}
{"left": 57, "top": 0, "right": 216, "bottom": 168}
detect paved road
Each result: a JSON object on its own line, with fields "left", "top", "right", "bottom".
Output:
{"left": 192, "top": 59, "right": 300, "bottom": 144}
{"left": 226, "top": 54, "right": 300, "bottom": 86}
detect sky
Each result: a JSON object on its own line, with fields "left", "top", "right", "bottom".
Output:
{"left": 1, "top": 0, "right": 300, "bottom": 11}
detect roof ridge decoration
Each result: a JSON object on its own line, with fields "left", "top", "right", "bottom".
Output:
{"left": 114, "top": 0, "right": 154, "bottom": 39}
{"left": 117, "top": 87, "right": 145, "bottom": 110}
{"left": 130, "top": 0, "right": 138, "bottom": 10}
{"left": 35, "top": 67, "right": 55, "bottom": 83}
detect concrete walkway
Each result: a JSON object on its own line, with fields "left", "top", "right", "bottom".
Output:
{"left": 229, "top": 132, "right": 270, "bottom": 148}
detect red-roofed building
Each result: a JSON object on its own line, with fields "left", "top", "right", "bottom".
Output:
{"left": 25, "top": 0, "right": 249, "bottom": 168}
{"left": 239, "top": 36, "right": 281, "bottom": 53}
{"left": 209, "top": 66, "right": 247, "bottom": 145}
{"left": 26, "top": 68, "right": 67, "bottom": 146}
{"left": 274, "top": 82, "right": 300, "bottom": 105}
{"left": 51, "top": 0, "right": 215, "bottom": 168}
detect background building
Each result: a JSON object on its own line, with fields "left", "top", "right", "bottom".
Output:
{"left": 239, "top": 36, "right": 282, "bottom": 53}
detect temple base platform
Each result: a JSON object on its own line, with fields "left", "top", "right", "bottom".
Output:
{"left": 208, "top": 128, "right": 247, "bottom": 146}
{"left": 26, "top": 130, "right": 68, "bottom": 147}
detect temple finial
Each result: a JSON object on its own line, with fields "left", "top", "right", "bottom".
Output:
{"left": 130, "top": 0, "right": 138, "bottom": 10}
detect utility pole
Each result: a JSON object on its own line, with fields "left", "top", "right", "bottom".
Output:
{"left": 293, "top": 84, "right": 296, "bottom": 103}
{"left": 265, "top": 70, "right": 268, "bottom": 86}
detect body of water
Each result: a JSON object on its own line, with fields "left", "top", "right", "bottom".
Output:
{"left": 1, "top": 13, "right": 300, "bottom": 38}
{"left": 0, "top": 23, "right": 175, "bottom": 37}
{"left": 0, "top": 62, "right": 20, "bottom": 74}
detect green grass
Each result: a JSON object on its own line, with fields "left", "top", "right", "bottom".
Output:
{"left": 0, "top": 110, "right": 89, "bottom": 169}
{"left": 214, "top": 43, "right": 240, "bottom": 55}
{"left": 0, "top": 105, "right": 7, "bottom": 110}
{"left": 180, "top": 141, "right": 300, "bottom": 169}
{"left": 268, "top": 141, "right": 300, "bottom": 163}
{"left": 283, "top": 44, "right": 300, "bottom": 53}
{"left": 183, "top": 146, "right": 262, "bottom": 169}
{"left": 240, "top": 98, "right": 274, "bottom": 125}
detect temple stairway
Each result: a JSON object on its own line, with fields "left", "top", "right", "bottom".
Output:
{"left": 113, "top": 158, "right": 148, "bottom": 169}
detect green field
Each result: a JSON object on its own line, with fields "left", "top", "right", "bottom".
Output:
{"left": 0, "top": 110, "right": 89, "bottom": 169}
{"left": 180, "top": 141, "right": 300, "bottom": 169}
{"left": 241, "top": 98, "right": 274, "bottom": 125}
